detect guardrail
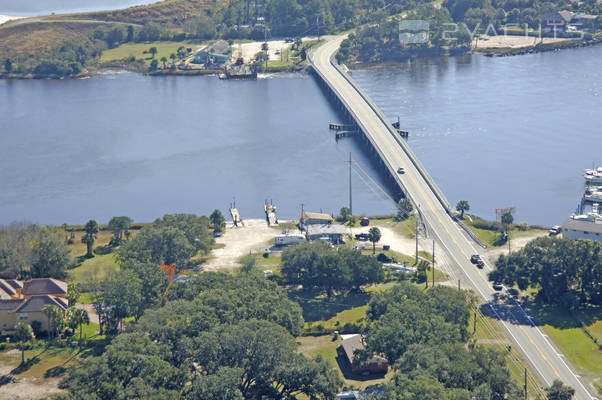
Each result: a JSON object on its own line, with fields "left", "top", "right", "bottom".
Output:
{"left": 455, "top": 218, "right": 488, "bottom": 249}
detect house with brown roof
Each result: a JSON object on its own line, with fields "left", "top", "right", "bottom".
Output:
{"left": 340, "top": 334, "right": 388, "bottom": 375}
{"left": 21, "top": 278, "right": 67, "bottom": 298}
{"left": 300, "top": 212, "right": 334, "bottom": 230}
{"left": 0, "top": 278, "right": 69, "bottom": 335}
{"left": 0, "top": 295, "right": 67, "bottom": 335}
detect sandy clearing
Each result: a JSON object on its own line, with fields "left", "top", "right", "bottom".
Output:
{"left": 204, "top": 219, "right": 287, "bottom": 271}
{"left": 232, "top": 37, "right": 318, "bottom": 63}
{"left": 350, "top": 225, "right": 425, "bottom": 256}
{"left": 0, "top": 377, "right": 64, "bottom": 400}
{"left": 485, "top": 231, "right": 548, "bottom": 262}
{"left": 474, "top": 34, "right": 568, "bottom": 49}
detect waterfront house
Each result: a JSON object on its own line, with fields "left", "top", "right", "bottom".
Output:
{"left": 340, "top": 334, "right": 389, "bottom": 375}
{"left": 299, "top": 211, "right": 334, "bottom": 230}
{"left": 193, "top": 40, "right": 231, "bottom": 66}
{"left": 306, "top": 224, "right": 347, "bottom": 244}
{"left": 542, "top": 11, "right": 574, "bottom": 32}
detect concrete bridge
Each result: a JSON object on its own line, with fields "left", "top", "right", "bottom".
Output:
{"left": 309, "top": 35, "right": 596, "bottom": 400}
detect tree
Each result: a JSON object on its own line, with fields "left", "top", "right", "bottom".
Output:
{"left": 31, "top": 228, "right": 72, "bottom": 278}
{"left": 169, "top": 52, "right": 177, "bottom": 66}
{"left": 43, "top": 304, "right": 62, "bottom": 340}
{"left": 209, "top": 209, "right": 226, "bottom": 233}
{"left": 67, "top": 308, "right": 90, "bottom": 340}
{"left": 501, "top": 211, "right": 514, "bottom": 233}
{"left": 14, "top": 323, "right": 34, "bottom": 364}
{"left": 456, "top": 200, "right": 470, "bottom": 219}
{"left": 546, "top": 380, "right": 575, "bottom": 400}
{"left": 368, "top": 227, "right": 381, "bottom": 254}
{"left": 396, "top": 198, "right": 413, "bottom": 221}
{"left": 126, "top": 25, "right": 135, "bottom": 42}
{"left": 81, "top": 220, "right": 98, "bottom": 258}
{"left": 149, "top": 46, "right": 158, "bottom": 58}
{"left": 160, "top": 56, "right": 167, "bottom": 69}
{"left": 5, "top": 58, "right": 13, "bottom": 73}
{"left": 339, "top": 206, "right": 351, "bottom": 223}
{"left": 66, "top": 283, "right": 81, "bottom": 307}
{"left": 107, "top": 216, "right": 132, "bottom": 244}
{"left": 149, "top": 58, "right": 159, "bottom": 71}
{"left": 98, "top": 270, "right": 144, "bottom": 333}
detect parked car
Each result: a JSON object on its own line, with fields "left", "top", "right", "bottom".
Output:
{"left": 360, "top": 217, "right": 370, "bottom": 226}
{"left": 377, "top": 253, "right": 392, "bottom": 263}
{"left": 492, "top": 282, "right": 504, "bottom": 291}
{"left": 397, "top": 167, "right": 405, "bottom": 174}
{"left": 549, "top": 225, "right": 561, "bottom": 236}
{"left": 355, "top": 232, "right": 369, "bottom": 241}
{"left": 470, "top": 254, "right": 481, "bottom": 264}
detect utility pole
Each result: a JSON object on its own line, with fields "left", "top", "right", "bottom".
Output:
{"left": 300, "top": 203, "right": 304, "bottom": 218}
{"left": 316, "top": 15, "right": 320, "bottom": 40}
{"left": 415, "top": 216, "right": 419, "bottom": 264}
{"left": 458, "top": 279, "right": 461, "bottom": 290}
{"left": 348, "top": 152, "right": 353, "bottom": 215}
{"left": 432, "top": 240, "right": 435, "bottom": 287}
{"left": 523, "top": 368, "right": 527, "bottom": 399}
{"left": 473, "top": 311, "right": 477, "bottom": 334}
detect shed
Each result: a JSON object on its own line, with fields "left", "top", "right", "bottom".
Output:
{"left": 340, "top": 334, "right": 388, "bottom": 374}
{"left": 306, "top": 224, "right": 347, "bottom": 244}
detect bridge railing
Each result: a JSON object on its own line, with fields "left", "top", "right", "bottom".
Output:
{"left": 327, "top": 57, "right": 453, "bottom": 216}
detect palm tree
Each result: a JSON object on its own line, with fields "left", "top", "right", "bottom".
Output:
{"left": 68, "top": 308, "right": 90, "bottom": 340}
{"left": 14, "top": 323, "right": 34, "bottom": 364}
{"left": 501, "top": 211, "right": 514, "bottom": 233}
{"left": 82, "top": 220, "right": 98, "bottom": 258}
{"left": 149, "top": 47, "right": 157, "bottom": 58}
{"left": 160, "top": 56, "right": 167, "bottom": 69}
{"left": 42, "top": 304, "right": 60, "bottom": 340}
{"left": 368, "top": 227, "right": 381, "bottom": 255}
{"left": 169, "top": 52, "right": 176, "bottom": 67}
{"left": 456, "top": 200, "right": 470, "bottom": 219}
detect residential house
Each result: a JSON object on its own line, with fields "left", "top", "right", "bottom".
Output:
{"left": 305, "top": 224, "right": 347, "bottom": 244}
{"left": 299, "top": 211, "right": 334, "bottom": 230}
{"left": 542, "top": 11, "right": 574, "bottom": 32}
{"left": 0, "top": 278, "right": 69, "bottom": 335}
{"left": 1, "top": 295, "right": 67, "bottom": 335}
{"left": 340, "top": 334, "right": 389, "bottom": 375}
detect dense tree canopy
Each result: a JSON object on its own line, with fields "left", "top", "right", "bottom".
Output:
{"left": 281, "top": 241, "right": 384, "bottom": 296}
{"left": 489, "top": 237, "right": 601, "bottom": 306}
{"left": 60, "top": 272, "right": 340, "bottom": 399}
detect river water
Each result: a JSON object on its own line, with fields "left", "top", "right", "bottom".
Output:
{"left": 1, "top": 46, "right": 600, "bottom": 226}
{"left": 0, "top": 0, "right": 159, "bottom": 16}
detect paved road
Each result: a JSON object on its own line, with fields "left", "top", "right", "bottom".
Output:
{"left": 309, "top": 35, "right": 596, "bottom": 400}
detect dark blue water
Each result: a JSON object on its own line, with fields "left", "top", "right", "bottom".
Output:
{"left": 0, "top": 72, "right": 395, "bottom": 225}
{"left": 1, "top": 45, "right": 601, "bottom": 226}
{"left": 353, "top": 45, "right": 602, "bottom": 226}
{"left": 0, "top": 0, "right": 159, "bottom": 16}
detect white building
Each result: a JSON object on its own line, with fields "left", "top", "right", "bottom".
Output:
{"left": 562, "top": 217, "right": 602, "bottom": 242}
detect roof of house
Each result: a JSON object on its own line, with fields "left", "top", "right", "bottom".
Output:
{"left": 340, "top": 334, "right": 387, "bottom": 365}
{"left": 5, "top": 280, "right": 22, "bottom": 290}
{"left": 562, "top": 219, "right": 602, "bottom": 234}
{"left": 301, "top": 212, "right": 334, "bottom": 222}
{"left": 542, "top": 10, "right": 574, "bottom": 22}
{"left": 0, "top": 299, "right": 24, "bottom": 311}
{"left": 206, "top": 40, "right": 230, "bottom": 55}
{"left": 0, "top": 279, "right": 18, "bottom": 298}
{"left": 306, "top": 224, "right": 347, "bottom": 236}
{"left": 22, "top": 278, "right": 67, "bottom": 296}
{"left": 14, "top": 295, "right": 67, "bottom": 313}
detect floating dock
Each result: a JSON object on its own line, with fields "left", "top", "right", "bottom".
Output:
{"left": 329, "top": 123, "right": 354, "bottom": 131}
{"left": 264, "top": 200, "right": 278, "bottom": 226}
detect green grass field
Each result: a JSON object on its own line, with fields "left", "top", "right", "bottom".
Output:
{"left": 68, "top": 253, "right": 120, "bottom": 287}
{"left": 528, "top": 300, "right": 602, "bottom": 374}
{"left": 101, "top": 41, "right": 204, "bottom": 65}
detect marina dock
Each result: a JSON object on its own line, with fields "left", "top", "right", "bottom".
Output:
{"left": 264, "top": 200, "right": 278, "bottom": 226}
{"left": 229, "top": 205, "right": 244, "bottom": 227}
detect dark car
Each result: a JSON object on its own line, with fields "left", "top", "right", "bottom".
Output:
{"left": 397, "top": 167, "right": 405, "bottom": 174}
{"left": 470, "top": 254, "right": 481, "bottom": 264}
{"left": 476, "top": 260, "right": 485, "bottom": 269}
{"left": 355, "top": 232, "right": 369, "bottom": 241}
{"left": 492, "top": 282, "right": 504, "bottom": 291}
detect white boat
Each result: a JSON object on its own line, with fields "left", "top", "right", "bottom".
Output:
{"left": 584, "top": 167, "right": 602, "bottom": 185}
